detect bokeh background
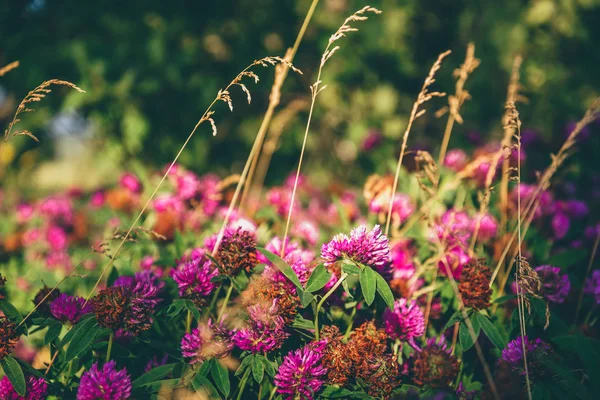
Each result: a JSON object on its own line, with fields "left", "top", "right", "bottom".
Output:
{"left": 1, "top": 0, "right": 600, "bottom": 191}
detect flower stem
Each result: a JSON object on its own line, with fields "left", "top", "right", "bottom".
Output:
{"left": 218, "top": 284, "right": 234, "bottom": 322}
{"left": 315, "top": 272, "right": 348, "bottom": 341}
{"left": 236, "top": 368, "right": 251, "bottom": 400}
{"left": 186, "top": 310, "right": 192, "bottom": 334}
{"left": 106, "top": 331, "right": 114, "bottom": 363}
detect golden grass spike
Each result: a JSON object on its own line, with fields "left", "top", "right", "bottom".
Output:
{"left": 280, "top": 5, "right": 382, "bottom": 257}
{"left": 385, "top": 50, "right": 451, "bottom": 236}
{"left": 437, "top": 43, "right": 479, "bottom": 165}
{"left": 0, "top": 61, "right": 20, "bottom": 76}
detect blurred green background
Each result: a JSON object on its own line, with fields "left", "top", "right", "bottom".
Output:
{"left": 1, "top": 0, "right": 599, "bottom": 190}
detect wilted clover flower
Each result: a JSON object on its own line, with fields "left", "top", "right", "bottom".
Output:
{"left": 319, "top": 326, "right": 353, "bottom": 386}
{"left": 458, "top": 260, "right": 493, "bottom": 310}
{"left": 321, "top": 224, "right": 390, "bottom": 271}
{"left": 0, "top": 316, "right": 20, "bottom": 360}
{"left": 171, "top": 258, "right": 218, "bottom": 307}
{"left": 502, "top": 336, "right": 553, "bottom": 375}
{"left": 50, "top": 293, "right": 92, "bottom": 324}
{"left": 233, "top": 301, "right": 290, "bottom": 353}
{"left": 77, "top": 361, "right": 131, "bottom": 400}
{"left": 411, "top": 335, "right": 459, "bottom": 389}
{"left": 274, "top": 345, "right": 327, "bottom": 400}
{"left": 181, "top": 320, "right": 232, "bottom": 365}
{"left": 32, "top": 286, "right": 62, "bottom": 317}
{"left": 91, "top": 281, "right": 159, "bottom": 336}
{"left": 382, "top": 299, "right": 425, "bottom": 347}
{"left": 0, "top": 375, "right": 47, "bottom": 400}
{"left": 584, "top": 270, "right": 600, "bottom": 304}
{"left": 534, "top": 265, "right": 570, "bottom": 303}
{"left": 218, "top": 228, "right": 259, "bottom": 275}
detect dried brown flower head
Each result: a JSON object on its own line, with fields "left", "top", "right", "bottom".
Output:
{"left": 357, "top": 353, "right": 401, "bottom": 399}
{"left": 105, "top": 188, "right": 137, "bottom": 212}
{"left": 516, "top": 256, "right": 549, "bottom": 330}
{"left": 2, "top": 232, "right": 23, "bottom": 253}
{"left": 458, "top": 260, "right": 493, "bottom": 310}
{"left": 92, "top": 286, "right": 129, "bottom": 332}
{"left": 91, "top": 286, "right": 155, "bottom": 336}
{"left": 0, "top": 316, "right": 20, "bottom": 360}
{"left": 33, "top": 285, "right": 62, "bottom": 317}
{"left": 242, "top": 277, "right": 299, "bottom": 324}
{"left": 411, "top": 342, "right": 460, "bottom": 388}
{"left": 218, "top": 229, "right": 258, "bottom": 275}
{"left": 320, "top": 326, "right": 353, "bottom": 387}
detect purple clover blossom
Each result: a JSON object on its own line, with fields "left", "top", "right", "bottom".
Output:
{"left": 433, "top": 209, "right": 472, "bottom": 245}
{"left": 77, "top": 361, "right": 132, "bottom": 400}
{"left": 584, "top": 270, "right": 600, "bottom": 304}
{"left": 501, "top": 336, "right": 552, "bottom": 375}
{"left": 443, "top": 149, "right": 468, "bottom": 171}
{"left": 114, "top": 270, "right": 165, "bottom": 294}
{"left": 171, "top": 258, "right": 218, "bottom": 299}
{"left": 321, "top": 224, "right": 390, "bottom": 271}
{"left": 383, "top": 299, "right": 425, "bottom": 347}
{"left": 181, "top": 320, "right": 232, "bottom": 364}
{"left": 534, "top": 265, "right": 570, "bottom": 303}
{"left": 233, "top": 301, "right": 290, "bottom": 353}
{"left": 438, "top": 242, "right": 471, "bottom": 280}
{"left": 0, "top": 376, "right": 47, "bottom": 400}
{"left": 471, "top": 212, "right": 498, "bottom": 243}
{"left": 39, "top": 195, "right": 73, "bottom": 224}
{"left": 360, "top": 128, "right": 383, "bottom": 151}
{"left": 390, "top": 240, "right": 415, "bottom": 280}
{"left": 119, "top": 172, "right": 142, "bottom": 194}
{"left": 274, "top": 345, "right": 327, "bottom": 400}
{"left": 50, "top": 293, "right": 92, "bottom": 324}
{"left": 176, "top": 171, "right": 200, "bottom": 200}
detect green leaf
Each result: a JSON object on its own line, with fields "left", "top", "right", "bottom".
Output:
{"left": 0, "top": 300, "right": 23, "bottom": 325}
{"left": 478, "top": 314, "right": 506, "bottom": 349}
{"left": 257, "top": 248, "right": 303, "bottom": 289}
{"left": 107, "top": 267, "right": 120, "bottom": 287}
{"left": 341, "top": 261, "right": 361, "bottom": 275}
{"left": 297, "top": 288, "right": 314, "bottom": 308}
{"left": 0, "top": 356, "right": 26, "bottom": 396}
{"left": 44, "top": 322, "right": 63, "bottom": 345}
{"left": 321, "top": 385, "right": 354, "bottom": 398}
{"left": 459, "top": 316, "right": 480, "bottom": 351}
{"left": 211, "top": 360, "right": 230, "bottom": 397}
{"left": 305, "top": 264, "right": 331, "bottom": 293}
{"left": 252, "top": 355, "right": 265, "bottom": 383}
{"left": 192, "top": 374, "right": 218, "bottom": 397}
{"left": 359, "top": 266, "right": 377, "bottom": 305}
{"left": 493, "top": 294, "right": 516, "bottom": 304}
{"left": 132, "top": 364, "right": 176, "bottom": 389}
{"left": 374, "top": 271, "right": 395, "bottom": 310}
{"left": 292, "top": 315, "right": 315, "bottom": 331}
{"left": 65, "top": 317, "right": 99, "bottom": 362}
{"left": 443, "top": 310, "right": 464, "bottom": 331}
{"left": 261, "top": 357, "right": 276, "bottom": 377}
{"left": 235, "top": 354, "right": 254, "bottom": 376}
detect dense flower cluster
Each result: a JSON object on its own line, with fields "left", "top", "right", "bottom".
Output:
{"left": 0, "top": 376, "right": 47, "bottom": 400}
{"left": 50, "top": 293, "right": 92, "bottom": 324}
{"left": 501, "top": 336, "right": 553, "bottom": 377}
{"left": 217, "top": 228, "right": 259, "bottom": 275}
{"left": 410, "top": 336, "right": 460, "bottom": 389}
{"left": 383, "top": 299, "right": 425, "bottom": 346}
{"left": 321, "top": 224, "right": 390, "bottom": 271}
{"left": 274, "top": 344, "right": 327, "bottom": 399}
{"left": 181, "top": 320, "right": 232, "bottom": 364}
{"left": 77, "top": 361, "right": 132, "bottom": 400}
{"left": 171, "top": 257, "right": 218, "bottom": 307}
{"left": 458, "top": 260, "right": 493, "bottom": 310}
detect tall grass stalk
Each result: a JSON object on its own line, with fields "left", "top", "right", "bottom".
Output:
{"left": 281, "top": 6, "right": 382, "bottom": 256}
{"left": 385, "top": 50, "right": 450, "bottom": 236}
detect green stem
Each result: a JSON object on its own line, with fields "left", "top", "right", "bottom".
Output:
{"left": 344, "top": 305, "right": 357, "bottom": 340}
{"left": 268, "top": 386, "right": 277, "bottom": 400}
{"left": 186, "top": 310, "right": 192, "bottom": 334}
{"left": 315, "top": 272, "right": 348, "bottom": 341}
{"left": 106, "top": 331, "right": 114, "bottom": 363}
{"left": 218, "top": 284, "right": 234, "bottom": 322}
{"left": 236, "top": 368, "right": 251, "bottom": 400}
